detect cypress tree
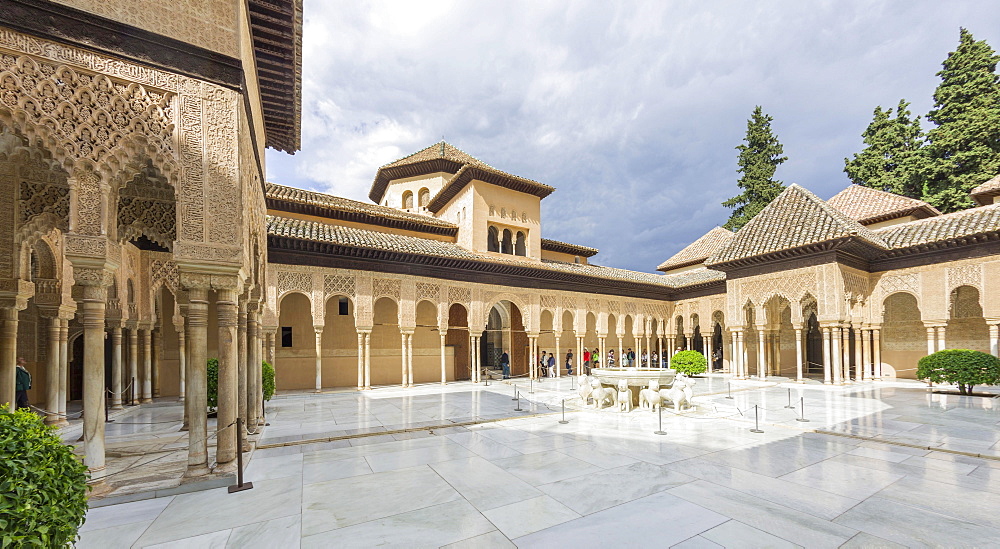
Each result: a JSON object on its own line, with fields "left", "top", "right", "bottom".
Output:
{"left": 844, "top": 100, "right": 926, "bottom": 199}
{"left": 923, "top": 28, "right": 1000, "bottom": 212}
{"left": 722, "top": 106, "right": 787, "bottom": 231}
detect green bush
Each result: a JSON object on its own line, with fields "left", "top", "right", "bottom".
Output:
{"left": 262, "top": 361, "right": 275, "bottom": 402}
{"left": 671, "top": 350, "right": 707, "bottom": 376}
{"left": 207, "top": 358, "right": 219, "bottom": 411}
{"left": 918, "top": 349, "right": 1000, "bottom": 395}
{"left": 0, "top": 408, "right": 89, "bottom": 546}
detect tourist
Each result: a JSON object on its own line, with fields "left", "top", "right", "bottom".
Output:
{"left": 627, "top": 348, "right": 635, "bottom": 367}
{"left": 583, "top": 349, "right": 591, "bottom": 369}
{"left": 607, "top": 348, "right": 615, "bottom": 366}
{"left": 592, "top": 348, "right": 600, "bottom": 371}
{"left": 539, "top": 351, "right": 547, "bottom": 377}
{"left": 565, "top": 350, "right": 573, "bottom": 376}
{"left": 15, "top": 357, "right": 30, "bottom": 410}
{"left": 651, "top": 351, "right": 659, "bottom": 368}
{"left": 641, "top": 351, "right": 648, "bottom": 367}
{"left": 547, "top": 353, "right": 556, "bottom": 377}
{"left": 500, "top": 350, "right": 510, "bottom": 379}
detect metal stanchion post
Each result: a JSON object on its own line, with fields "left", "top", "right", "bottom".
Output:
{"left": 559, "top": 399, "right": 569, "bottom": 424}
{"left": 785, "top": 388, "right": 795, "bottom": 409}
{"left": 131, "top": 377, "right": 136, "bottom": 406}
{"left": 511, "top": 384, "right": 518, "bottom": 400}
{"left": 726, "top": 381, "right": 733, "bottom": 399}
{"left": 530, "top": 376, "right": 533, "bottom": 394}
{"left": 229, "top": 417, "right": 254, "bottom": 493}
{"left": 514, "top": 390, "right": 523, "bottom": 412}
{"left": 750, "top": 404, "right": 764, "bottom": 433}
{"left": 654, "top": 405, "right": 666, "bottom": 435}
{"left": 796, "top": 397, "right": 810, "bottom": 423}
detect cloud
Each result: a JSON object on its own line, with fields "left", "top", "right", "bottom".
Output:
{"left": 266, "top": 0, "right": 1000, "bottom": 272}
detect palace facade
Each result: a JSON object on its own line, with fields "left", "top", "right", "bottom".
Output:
{"left": 2, "top": 0, "right": 999, "bottom": 484}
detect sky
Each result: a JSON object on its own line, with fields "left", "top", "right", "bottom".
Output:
{"left": 265, "top": 0, "right": 1000, "bottom": 273}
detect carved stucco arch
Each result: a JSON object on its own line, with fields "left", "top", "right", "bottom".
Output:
{"left": 481, "top": 293, "right": 529, "bottom": 330}
{"left": 880, "top": 290, "right": 921, "bottom": 321}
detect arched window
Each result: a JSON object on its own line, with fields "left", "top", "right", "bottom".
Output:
{"left": 402, "top": 191, "right": 413, "bottom": 209}
{"left": 487, "top": 226, "right": 500, "bottom": 252}
{"left": 418, "top": 188, "right": 430, "bottom": 208}
{"left": 501, "top": 229, "right": 513, "bottom": 254}
{"left": 515, "top": 231, "right": 526, "bottom": 256}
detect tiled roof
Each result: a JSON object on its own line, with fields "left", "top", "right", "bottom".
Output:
{"left": 971, "top": 174, "right": 1000, "bottom": 206}
{"left": 661, "top": 267, "right": 727, "bottom": 287}
{"left": 826, "top": 185, "right": 940, "bottom": 224}
{"left": 708, "top": 184, "right": 888, "bottom": 266}
{"left": 657, "top": 227, "right": 734, "bottom": 271}
{"left": 873, "top": 202, "right": 1000, "bottom": 249}
{"left": 381, "top": 142, "right": 492, "bottom": 170}
{"left": 540, "top": 238, "right": 599, "bottom": 258}
{"left": 265, "top": 183, "right": 458, "bottom": 231}
{"left": 267, "top": 215, "right": 692, "bottom": 287}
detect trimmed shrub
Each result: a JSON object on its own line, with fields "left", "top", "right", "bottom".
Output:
{"left": 671, "top": 350, "right": 708, "bottom": 376}
{"left": 207, "top": 358, "right": 219, "bottom": 411}
{"left": 917, "top": 349, "right": 1000, "bottom": 395}
{"left": 0, "top": 408, "right": 89, "bottom": 546}
{"left": 262, "top": 361, "right": 275, "bottom": 402}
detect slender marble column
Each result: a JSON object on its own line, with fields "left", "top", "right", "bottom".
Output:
{"left": 841, "top": 327, "right": 850, "bottom": 382}
{"left": 0, "top": 308, "right": 18, "bottom": 411}
{"left": 186, "top": 287, "right": 209, "bottom": 473}
{"left": 873, "top": 329, "right": 882, "bottom": 378}
{"left": 440, "top": 332, "right": 447, "bottom": 384}
{"left": 794, "top": 327, "right": 803, "bottom": 382}
{"left": 177, "top": 328, "right": 186, "bottom": 402}
{"left": 529, "top": 336, "right": 536, "bottom": 380}
{"left": 248, "top": 311, "right": 260, "bottom": 427}
{"left": 554, "top": 335, "right": 560, "bottom": 379}
{"left": 832, "top": 327, "right": 843, "bottom": 385}
{"left": 822, "top": 327, "right": 832, "bottom": 384}
{"left": 598, "top": 336, "right": 606, "bottom": 368}
{"left": 657, "top": 336, "right": 663, "bottom": 368}
{"left": 757, "top": 330, "right": 766, "bottom": 380}
{"left": 314, "top": 326, "right": 324, "bottom": 392}
{"left": 152, "top": 329, "right": 161, "bottom": 398}
{"left": 407, "top": 333, "right": 414, "bottom": 387}
{"left": 400, "top": 332, "right": 408, "bottom": 387}
{"left": 704, "top": 335, "right": 713, "bottom": 373}
{"left": 936, "top": 326, "right": 946, "bottom": 352}
{"left": 81, "top": 283, "right": 108, "bottom": 480}
{"left": 58, "top": 318, "right": 69, "bottom": 424}
{"left": 141, "top": 328, "right": 152, "bottom": 402}
{"left": 854, "top": 328, "right": 863, "bottom": 382}
{"left": 237, "top": 306, "right": 247, "bottom": 446}
{"left": 861, "top": 329, "right": 872, "bottom": 381}
{"left": 363, "top": 332, "right": 371, "bottom": 388}
{"left": 215, "top": 288, "right": 238, "bottom": 465}
{"left": 926, "top": 326, "right": 936, "bottom": 355}
{"left": 109, "top": 325, "right": 123, "bottom": 409}
{"left": 990, "top": 324, "right": 1000, "bottom": 358}
{"left": 46, "top": 317, "right": 62, "bottom": 421}
{"left": 357, "top": 332, "right": 365, "bottom": 389}
{"left": 127, "top": 327, "right": 138, "bottom": 404}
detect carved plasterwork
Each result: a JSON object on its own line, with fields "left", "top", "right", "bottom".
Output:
{"left": 448, "top": 286, "right": 470, "bottom": 305}
{"left": 276, "top": 271, "right": 311, "bottom": 297}
{"left": 373, "top": 278, "right": 401, "bottom": 301}
{"left": 117, "top": 166, "right": 176, "bottom": 249}
{"left": 150, "top": 259, "right": 178, "bottom": 293}
{"left": 540, "top": 295, "right": 557, "bottom": 309}
{"left": 739, "top": 271, "right": 816, "bottom": 305}
{"left": 946, "top": 264, "right": 982, "bottom": 292}
{"left": 877, "top": 273, "right": 918, "bottom": 298}
{"left": 324, "top": 274, "right": 355, "bottom": 298}
{"left": 416, "top": 282, "right": 439, "bottom": 303}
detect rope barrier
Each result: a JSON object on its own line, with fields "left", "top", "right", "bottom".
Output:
{"left": 28, "top": 404, "right": 83, "bottom": 419}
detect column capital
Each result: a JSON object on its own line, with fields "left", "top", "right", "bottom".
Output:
{"left": 313, "top": 325, "right": 325, "bottom": 334}
{"left": 921, "top": 321, "right": 948, "bottom": 328}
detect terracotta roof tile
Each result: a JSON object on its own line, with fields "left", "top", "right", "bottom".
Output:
{"left": 540, "top": 238, "right": 599, "bottom": 258}
{"left": 660, "top": 267, "right": 727, "bottom": 287}
{"left": 657, "top": 227, "right": 734, "bottom": 271}
{"left": 873, "top": 202, "right": 1000, "bottom": 248}
{"left": 708, "top": 184, "right": 888, "bottom": 265}
{"left": 267, "top": 215, "right": 685, "bottom": 287}
{"left": 971, "top": 174, "right": 1000, "bottom": 206}
{"left": 826, "top": 185, "right": 940, "bottom": 224}
{"left": 381, "top": 141, "right": 492, "bottom": 169}
{"left": 265, "top": 183, "right": 458, "bottom": 230}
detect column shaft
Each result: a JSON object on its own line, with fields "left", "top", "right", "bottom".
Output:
{"left": 822, "top": 328, "right": 832, "bottom": 384}
{"left": 854, "top": 328, "right": 863, "bottom": 382}
{"left": 109, "top": 326, "right": 122, "bottom": 409}
{"left": 990, "top": 324, "right": 1000, "bottom": 358}
{"left": 186, "top": 288, "right": 209, "bottom": 473}
{"left": 873, "top": 329, "right": 882, "bottom": 378}
{"left": 81, "top": 286, "right": 107, "bottom": 479}
{"left": 757, "top": 329, "right": 766, "bottom": 380}
{"left": 357, "top": 332, "right": 364, "bottom": 389}
{"left": 178, "top": 329, "right": 186, "bottom": 401}
{"left": 364, "top": 333, "right": 371, "bottom": 388}
{"left": 58, "top": 319, "right": 69, "bottom": 421}
{"left": 127, "top": 328, "right": 138, "bottom": 404}
{"left": 237, "top": 307, "right": 247, "bottom": 446}
{"left": 937, "top": 326, "right": 946, "bottom": 352}
{"left": 794, "top": 328, "right": 803, "bottom": 382}
{"left": 0, "top": 308, "right": 18, "bottom": 410}
{"left": 140, "top": 328, "right": 152, "bottom": 402}
{"left": 862, "top": 329, "right": 872, "bottom": 381}
{"left": 440, "top": 333, "right": 447, "bottom": 384}
{"left": 215, "top": 289, "right": 239, "bottom": 465}
{"left": 46, "top": 318, "right": 62, "bottom": 421}
{"left": 400, "top": 333, "right": 408, "bottom": 387}
{"left": 314, "top": 326, "right": 324, "bottom": 392}
{"left": 152, "top": 329, "right": 161, "bottom": 398}
{"left": 926, "top": 326, "right": 936, "bottom": 355}
{"left": 832, "top": 327, "right": 843, "bottom": 384}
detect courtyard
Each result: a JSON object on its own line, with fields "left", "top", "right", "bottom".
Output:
{"left": 77, "top": 376, "right": 1000, "bottom": 548}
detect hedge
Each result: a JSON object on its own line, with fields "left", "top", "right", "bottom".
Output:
{"left": 917, "top": 349, "right": 1000, "bottom": 395}
{"left": 671, "top": 350, "right": 707, "bottom": 376}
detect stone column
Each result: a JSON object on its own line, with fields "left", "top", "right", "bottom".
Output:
{"left": 554, "top": 335, "right": 560, "bottom": 379}
{"left": 357, "top": 331, "right": 365, "bottom": 389}
{"left": 45, "top": 317, "right": 62, "bottom": 421}
{"left": 854, "top": 327, "right": 863, "bottom": 382}
{"left": 529, "top": 336, "right": 536, "bottom": 379}
{"left": 177, "top": 327, "right": 186, "bottom": 402}
{"left": 127, "top": 326, "right": 138, "bottom": 404}
{"left": 704, "top": 335, "right": 713, "bottom": 373}
{"left": 440, "top": 332, "right": 448, "bottom": 384}
{"left": 400, "top": 332, "right": 408, "bottom": 387}
{"left": 657, "top": 335, "right": 663, "bottom": 367}
{"left": 58, "top": 317, "right": 70, "bottom": 424}
{"left": 314, "top": 326, "right": 324, "bottom": 392}
{"left": 363, "top": 331, "right": 371, "bottom": 388}
{"left": 926, "top": 325, "right": 936, "bottom": 355}
{"left": 794, "top": 325, "right": 803, "bottom": 382}
{"left": 873, "top": 328, "right": 882, "bottom": 379}
{"left": 990, "top": 324, "right": 1000, "bottom": 358}
{"left": 152, "top": 329, "right": 161, "bottom": 398}
{"left": 832, "top": 327, "right": 843, "bottom": 385}
{"left": 470, "top": 335, "right": 479, "bottom": 382}
{"left": 185, "top": 285, "right": 209, "bottom": 474}
{"left": 822, "top": 327, "right": 832, "bottom": 384}
{"left": 0, "top": 307, "right": 19, "bottom": 411}
{"left": 248, "top": 309, "right": 260, "bottom": 427}
{"left": 109, "top": 324, "right": 123, "bottom": 409}
{"left": 77, "top": 272, "right": 110, "bottom": 480}
{"left": 841, "top": 327, "right": 850, "bottom": 382}
{"left": 140, "top": 327, "right": 152, "bottom": 402}
{"left": 215, "top": 286, "right": 239, "bottom": 465}
{"left": 236, "top": 304, "right": 247, "bottom": 446}
{"left": 757, "top": 329, "right": 766, "bottom": 380}
{"left": 936, "top": 326, "right": 946, "bottom": 353}
{"left": 407, "top": 332, "right": 414, "bottom": 387}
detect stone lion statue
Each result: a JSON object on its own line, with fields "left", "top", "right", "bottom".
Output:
{"left": 638, "top": 379, "right": 661, "bottom": 412}
{"left": 616, "top": 379, "right": 633, "bottom": 412}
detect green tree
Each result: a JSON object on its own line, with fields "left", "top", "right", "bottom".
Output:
{"left": 917, "top": 349, "right": 1000, "bottom": 395}
{"left": 844, "top": 99, "right": 927, "bottom": 198}
{"left": 671, "top": 350, "right": 707, "bottom": 376}
{"left": 723, "top": 106, "right": 787, "bottom": 230}
{"left": 923, "top": 28, "right": 1000, "bottom": 212}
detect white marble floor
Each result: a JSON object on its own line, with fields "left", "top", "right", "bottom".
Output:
{"left": 79, "top": 378, "right": 1000, "bottom": 548}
